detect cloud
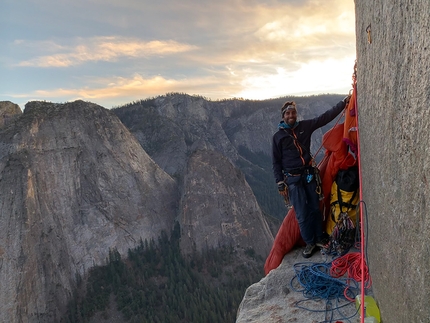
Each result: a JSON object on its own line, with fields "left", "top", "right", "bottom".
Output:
{"left": 172, "top": 0, "right": 355, "bottom": 73}
{"left": 17, "top": 37, "right": 198, "bottom": 67}
{"left": 11, "top": 73, "right": 241, "bottom": 106}
{"left": 253, "top": 3, "right": 355, "bottom": 51}
{"left": 234, "top": 55, "right": 356, "bottom": 100}
{"left": 11, "top": 52, "right": 355, "bottom": 109}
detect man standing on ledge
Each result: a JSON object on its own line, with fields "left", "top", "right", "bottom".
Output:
{"left": 272, "top": 97, "right": 350, "bottom": 258}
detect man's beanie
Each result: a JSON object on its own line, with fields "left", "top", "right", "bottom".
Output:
{"left": 281, "top": 101, "right": 297, "bottom": 117}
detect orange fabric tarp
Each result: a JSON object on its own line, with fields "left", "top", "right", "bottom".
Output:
{"left": 263, "top": 208, "right": 305, "bottom": 275}
{"left": 264, "top": 95, "right": 358, "bottom": 275}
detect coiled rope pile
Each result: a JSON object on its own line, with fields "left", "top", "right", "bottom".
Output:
{"left": 291, "top": 250, "right": 372, "bottom": 322}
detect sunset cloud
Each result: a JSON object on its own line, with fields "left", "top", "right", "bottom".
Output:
{"left": 14, "top": 73, "right": 241, "bottom": 106}
{"left": 17, "top": 37, "right": 198, "bottom": 67}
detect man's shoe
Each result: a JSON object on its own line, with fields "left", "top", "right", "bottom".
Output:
{"left": 302, "top": 244, "right": 316, "bottom": 258}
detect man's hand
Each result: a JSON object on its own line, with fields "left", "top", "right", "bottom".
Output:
{"left": 277, "top": 181, "right": 288, "bottom": 197}
{"left": 343, "top": 94, "right": 352, "bottom": 105}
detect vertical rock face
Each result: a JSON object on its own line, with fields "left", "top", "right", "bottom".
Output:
{"left": 180, "top": 149, "right": 274, "bottom": 257}
{"left": 355, "top": 1, "right": 430, "bottom": 322}
{"left": 0, "top": 101, "right": 178, "bottom": 323}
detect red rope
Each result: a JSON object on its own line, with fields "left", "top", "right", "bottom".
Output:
{"left": 330, "top": 252, "right": 372, "bottom": 286}
{"left": 330, "top": 64, "right": 371, "bottom": 314}
{"left": 352, "top": 62, "right": 367, "bottom": 323}
{"left": 330, "top": 252, "right": 372, "bottom": 302}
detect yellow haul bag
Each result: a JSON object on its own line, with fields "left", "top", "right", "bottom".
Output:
{"left": 326, "top": 170, "right": 360, "bottom": 235}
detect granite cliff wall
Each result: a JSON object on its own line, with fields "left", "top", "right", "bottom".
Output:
{"left": 0, "top": 101, "right": 178, "bottom": 323}
{"left": 355, "top": 1, "right": 430, "bottom": 322}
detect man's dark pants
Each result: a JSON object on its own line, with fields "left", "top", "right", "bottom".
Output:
{"left": 286, "top": 174, "right": 323, "bottom": 245}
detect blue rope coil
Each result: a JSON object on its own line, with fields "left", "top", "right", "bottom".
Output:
{"left": 290, "top": 261, "right": 360, "bottom": 323}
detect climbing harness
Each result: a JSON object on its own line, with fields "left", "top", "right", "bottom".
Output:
{"left": 283, "top": 131, "right": 326, "bottom": 199}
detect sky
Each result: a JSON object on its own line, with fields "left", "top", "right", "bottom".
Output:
{"left": 1, "top": 0, "right": 356, "bottom": 109}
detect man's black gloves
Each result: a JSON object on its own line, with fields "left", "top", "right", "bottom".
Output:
{"left": 277, "top": 181, "right": 287, "bottom": 192}
{"left": 343, "top": 94, "right": 352, "bottom": 105}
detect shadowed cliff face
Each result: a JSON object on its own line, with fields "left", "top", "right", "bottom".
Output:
{"left": 180, "top": 149, "right": 274, "bottom": 257}
{"left": 0, "top": 100, "right": 178, "bottom": 323}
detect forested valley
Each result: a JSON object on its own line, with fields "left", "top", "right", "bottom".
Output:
{"left": 63, "top": 223, "right": 264, "bottom": 323}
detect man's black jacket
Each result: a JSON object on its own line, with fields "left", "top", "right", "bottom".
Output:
{"left": 272, "top": 100, "right": 346, "bottom": 183}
